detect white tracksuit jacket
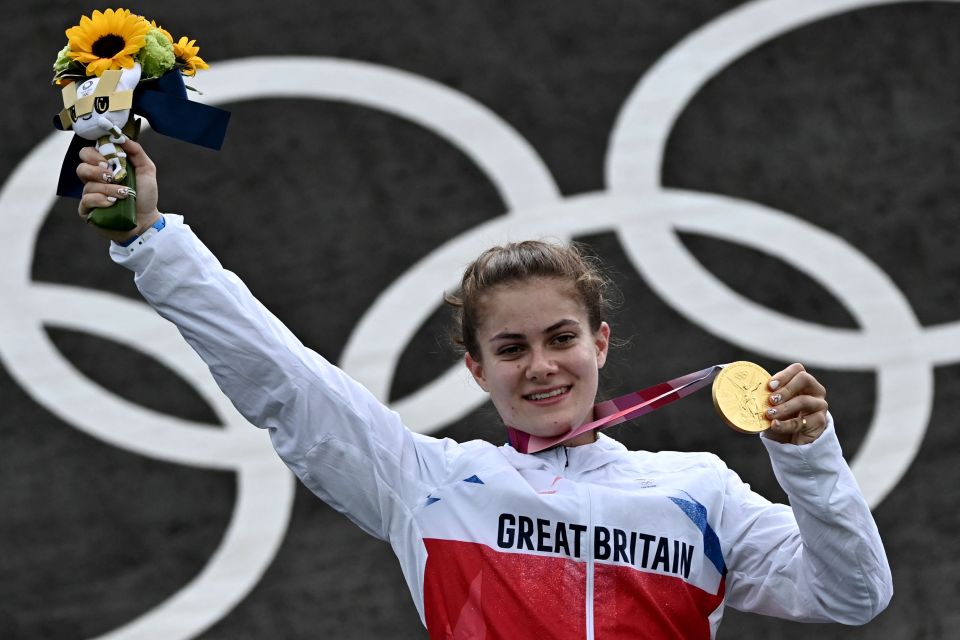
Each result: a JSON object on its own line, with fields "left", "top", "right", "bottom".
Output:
{"left": 111, "top": 216, "right": 893, "bottom": 639}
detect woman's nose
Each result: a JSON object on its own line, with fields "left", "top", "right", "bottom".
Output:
{"left": 526, "top": 348, "right": 557, "bottom": 380}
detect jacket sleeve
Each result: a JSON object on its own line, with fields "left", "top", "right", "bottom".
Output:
{"left": 109, "top": 215, "right": 461, "bottom": 541}
{"left": 717, "top": 414, "right": 893, "bottom": 624}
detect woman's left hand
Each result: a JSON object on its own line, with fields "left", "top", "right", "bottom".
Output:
{"left": 765, "top": 363, "right": 828, "bottom": 445}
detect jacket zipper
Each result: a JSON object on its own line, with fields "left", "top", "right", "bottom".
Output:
{"left": 585, "top": 482, "right": 595, "bottom": 639}
{"left": 558, "top": 447, "right": 593, "bottom": 638}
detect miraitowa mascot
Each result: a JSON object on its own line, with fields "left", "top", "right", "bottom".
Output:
{"left": 58, "top": 62, "right": 141, "bottom": 184}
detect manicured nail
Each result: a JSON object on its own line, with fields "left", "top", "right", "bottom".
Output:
{"left": 102, "top": 172, "right": 114, "bottom": 183}
{"left": 766, "top": 408, "right": 777, "bottom": 416}
{"left": 117, "top": 187, "right": 128, "bottom": 197}
{"left": 106, "top": 196, "right": 117, "bottom": 203}
{"left": 769, "top": 379, "right": 780, "bottom": 390}
{"left": 770, "top": 393, "right": 782, "bottom": 405}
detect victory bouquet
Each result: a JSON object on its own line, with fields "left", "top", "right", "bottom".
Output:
{"left": 52, "top": 8, "right": 229, "bottom": 229}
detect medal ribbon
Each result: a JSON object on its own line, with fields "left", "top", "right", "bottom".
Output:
{"left": 506, "top": 364, "right": 723, "bottom": 454}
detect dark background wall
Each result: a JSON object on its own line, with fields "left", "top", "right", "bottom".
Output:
{"left": 1, "top": 1, "right": 958, "bottom": 638}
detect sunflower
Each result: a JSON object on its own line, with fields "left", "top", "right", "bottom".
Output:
{"left": 172, "top": 36, "right": 209, "bottom": 76}
{"left": 65, "top": 8, "right": 151, "bottom": 77}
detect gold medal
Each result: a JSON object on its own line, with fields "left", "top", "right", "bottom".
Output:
{"left": 712, "top": 361, "right": 772, "bottom": 433}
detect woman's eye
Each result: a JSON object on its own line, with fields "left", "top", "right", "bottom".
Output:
{"left": 496, "top": 345, "right": 522, "bottom": 356}
{"left": 552, "top": 333, "right": 576, "bottom": 345}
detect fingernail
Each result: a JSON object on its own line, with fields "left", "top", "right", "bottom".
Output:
{"left": 770, "top": 393, "right": 782, "bottom": 405}
{"left": 102, "top": 172, "right": 113, "bottom": 183}
{"left": 117, "top": 187, "right": 128, "bottom": 197}
{"left": 769, "top": 379, "right": 780, "bottom": 390}
{"left": 766, "top": 408, "right": 777, "bottom": 416}
{"left": 771, "top": 419, "right": 781, "bottom": 429}
{"left": 106, "top": 196, "right": 117, "bottom": 203}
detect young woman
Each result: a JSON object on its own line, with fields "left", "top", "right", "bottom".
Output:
{"left": 76, "top": 140, "right": 892, "bottom": 639}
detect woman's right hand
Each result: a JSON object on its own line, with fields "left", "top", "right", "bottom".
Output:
{"left": 76, "top": 139, "right": 161, "bottom": 243}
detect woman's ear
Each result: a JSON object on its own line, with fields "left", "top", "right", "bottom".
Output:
{"left": 595, "top": 322, "right": 611, "bottom": 369}
{"left": 465, "top": 353, "right": 489, "bottom": 391}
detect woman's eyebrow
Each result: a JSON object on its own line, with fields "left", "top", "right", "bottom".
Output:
{"left": 489, "top": 318, "right": 580, "bottom": 343}
{"left": 544, "top": 318, "right": 580, "bottom": 334}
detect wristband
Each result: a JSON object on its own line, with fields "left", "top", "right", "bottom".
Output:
{"left": 118, "top": 214, "right": 166, "bottom": 248}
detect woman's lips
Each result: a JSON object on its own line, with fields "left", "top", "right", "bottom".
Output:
{"left": 524, "top": 386, "right": 572, "bottom": 403}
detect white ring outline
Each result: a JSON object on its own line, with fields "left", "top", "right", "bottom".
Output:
{"left": 0, "top": 136, "right": 295, "bottom": 638}
{"left": 606, "top": 0, "right": 958, "bottom": 506}
{"left": 0, "top": 56, "right": 565, "bottom": 640}
{"left": 341, "top": 0, "right": 955, "bottom": 509}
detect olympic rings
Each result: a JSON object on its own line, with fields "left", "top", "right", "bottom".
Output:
{"left": 0, "top": 1, "right": 954, "bottom": 638}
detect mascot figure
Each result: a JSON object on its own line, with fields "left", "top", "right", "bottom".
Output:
{"left": 58, "top": 62, "right": 141, "bottom": 184}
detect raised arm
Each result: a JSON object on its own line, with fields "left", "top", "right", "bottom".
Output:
{"left": 717, "top": 366, "right": 892, "bottom": 624}
{"left": 76, "top": 141, "right": 461, "bottom": 540}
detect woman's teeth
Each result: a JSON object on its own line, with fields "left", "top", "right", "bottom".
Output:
{"left": 527, "top": 387, "right": 569, "bottom": 401}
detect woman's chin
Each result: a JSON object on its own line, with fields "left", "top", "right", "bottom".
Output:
{"left": 516, "top": 421, "right": 580, "bottom": 440}
{"left": 505, "top": 406, "right": 596, "bottom": 442}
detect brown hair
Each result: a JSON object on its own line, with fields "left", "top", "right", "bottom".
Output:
{"left": 444, "top": 239, "right": 616, "bottom": 359}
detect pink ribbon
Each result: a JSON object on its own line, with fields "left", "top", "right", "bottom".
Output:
{"left": 506, "top": 365, "right": 723, "bottom": 453}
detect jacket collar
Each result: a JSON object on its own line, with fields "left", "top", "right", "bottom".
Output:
{"left": 501, "top": 432, "right": 629, "bottom": 474}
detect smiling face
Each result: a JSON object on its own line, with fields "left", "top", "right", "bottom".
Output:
{"left": 465, "top": 277, "right": 610, "bottom": 446}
